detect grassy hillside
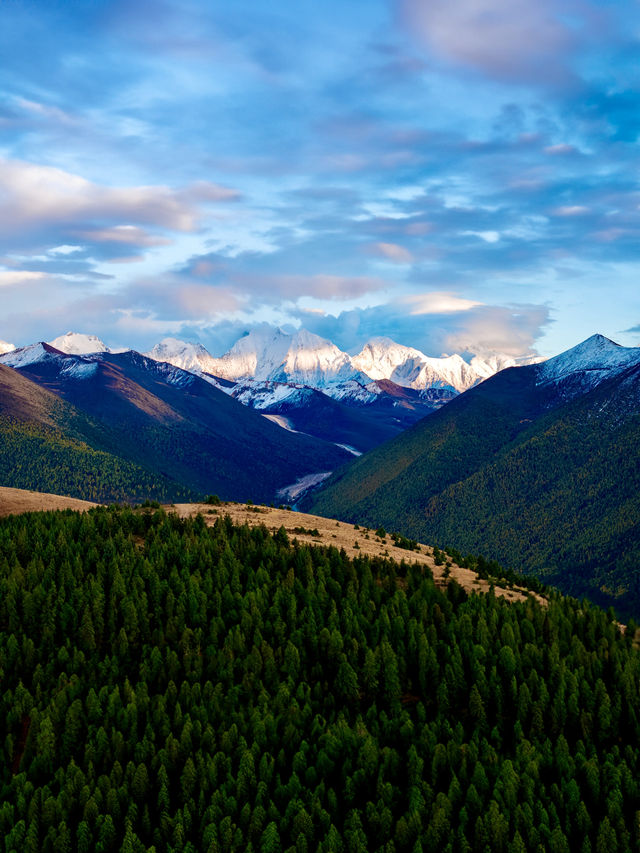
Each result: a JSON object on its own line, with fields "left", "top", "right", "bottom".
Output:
{"left": 2, "top": 506, "right": 640, "bottom": 850}
{"left": 307, "top": 363, "right": 640, "bottom": 619}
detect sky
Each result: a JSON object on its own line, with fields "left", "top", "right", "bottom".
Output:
{"left": 1, "top": 0, "right": 639, "bottom": 359}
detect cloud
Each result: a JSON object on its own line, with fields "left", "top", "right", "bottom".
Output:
{"left": 0, "top": 158, "right": 240, "bottom": 252}
{"left": 397, "top": 0, "right": 579, "bottom": 84}
{"left": 551, "top": 205, "right": 590, "bottom": 217}
{"left": 462, "top": 230, "right": 500, "bottom": 243}
{"left": 120, "top": 277, "right": 244, "bottom": 321}
{"left": 0, "top": 270, "right": 46, "bottom": 287}
{"left": 73, "top": 225, "right": 171, "bottom": 247}
{"left": 291, "top": 291, "right": 550, "bottom": 358}
{"left": 404, "top": 291, "right": 481, "bottom": 315}
{"left": 368, "top": 242, "right": 414, "bottom": 263}
{"left": 180, "top": 251, "right": 390, "bottom": 303}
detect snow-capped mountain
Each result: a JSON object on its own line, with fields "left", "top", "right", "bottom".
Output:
{"left": 145, "top": 338, "right": 220, "bottom": 375}
{"left": 1, "top": 342, "right": 67, "bottom": 369}
{"left": 0, "top": 340, "right": 15, "bottom": 355}
{"left": 537, "top": 334, "right": 640, "bottom": 391}
{"left": 146, "top": 329, "right": 527, "bottom": 395}
{"left": 231, "top": 381, "right": 316, "bottom": 410}
{"left": 351, "top": 338, "right": 431, "bottom": 386}
{"left": 351, "top": 338, "right": 542, "bottom": 393}
{"left": 470, "top": 353, "right": 525, "bottom": 379}
{"left": 206, "top": 327, "right": 364, "bottom": 387}
{"left": 49, "top": 331, "right": 110, "bottom": 355}
{"left": 0, "top": 341, "right": 102, "bottom": 380}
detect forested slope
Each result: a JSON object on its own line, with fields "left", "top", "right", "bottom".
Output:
{"left": 0, "top": 364, "right": 194, "bottom": 504}
{"left": 0, "top": 350, "right": 353, "bottom": 504}
{"left": 308, "top": 361, "right": 640, "bottom": 619}
{"left": 2, "top": 506, "right": 640, "bottom": 851}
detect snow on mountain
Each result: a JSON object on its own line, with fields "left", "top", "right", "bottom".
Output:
{"left": 207, "top": 327, "right": 291, "bottom": 381}
{"left": 0, "top": 341, "right": 99, "bottom": 381}
{"left": 145, "top": 338, "right": 220, "bottom": 375}
{"left": 146, "top": 327, "right": 527, "bottom": 400}
{"left": 0, "top": 340, "right": 15, "bottom": 355}
{"left": 537, "top": 334, "right": 640, "bottom": 391}
{"left": 59, "top": 360, "right": 99, "bottom": 380}
{"left": 352, "top": 338, "right": 491, "bottom": 393}
{"left": 351, "top": 338, "right": 428, "bottom": 385}
{"left": 277, "top": 329, "right": 357, "bottom": 386}
{"left": 49, "top": 331, "right": 110, "bottom": 355}
{"left": 0, "top": 342, "right": 67, "bottom": 369}
{"left": 231, "top": 381, "right": 315, "bottom": 410}
{"left": 323, "top": 380, "right": 383, "bottom": 404}
{"left": 471, "top": 352, "right": 544, "bottom": 379}
{"left": 208, "top": 327, "right": 362, "bottom": 387}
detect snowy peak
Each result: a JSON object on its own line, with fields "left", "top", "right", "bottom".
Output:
{"left": 49, "top": 331, "right": 110, "bottom": 355}
{"left": 0, "top": 341, "right": 67, "bottom": 369}
{"left": 146, "top": 326, "right": 528, "bottom": 394}
{"left": 202, "top": 327, "right": 360, "bottom": 386}
{"left": 537, "top": 334, "right": 640, "bottom": 389}
{"left": 277, "top": 329, "right": 355, "bottom": 386}
{"left": 210, "top": 327, "right": 292, "bottom": 381}
{"left": 145, "top": 338, "right": 219, "bottom": 375}
{"left": 351, "top": 337, "right": 427, "bottom": 383}
{"left": 352, "top": 337, "right": 488, "bottom": 393}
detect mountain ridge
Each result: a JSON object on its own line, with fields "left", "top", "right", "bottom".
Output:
{"left": 306, "top": 333, "right": 640, "bottom": 617}
{"left": 0, "top": 346, "right": 353, "bottom": 504}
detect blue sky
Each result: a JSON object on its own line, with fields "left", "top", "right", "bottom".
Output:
{"left": 1, "top": 0, "right": 639, "bottom": 358}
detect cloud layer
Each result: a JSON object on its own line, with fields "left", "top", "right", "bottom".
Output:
{"left": 0, "top": 0, "right": 638, "bottom": 357}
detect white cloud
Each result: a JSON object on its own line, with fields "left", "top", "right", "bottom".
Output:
{"left": 0, "top": 158, "right": 240, "bottom": 241}
{"left": 233, "top": 272, "right": 389, "bottom": 301}
{"left": 463, "top": 230, "right": 500, "bottom": 243}
{"left": 0, "top": 270, "right": 46, "bottom": 287}
{"left": 551, "top": 205, "right": 590, "bottom": 217}
{"left": 405, "top": 291, "right": 482, "bottom": 315}
{"left": 73, "top": 225, "right": 171, "bottom": 247}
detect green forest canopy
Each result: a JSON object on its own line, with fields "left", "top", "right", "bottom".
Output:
{"left": 1, "top": 506, "right": 640, "bottom": 851}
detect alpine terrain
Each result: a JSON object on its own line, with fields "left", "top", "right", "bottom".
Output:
{"left": 144, "top": 327, "right": 536, "bottom": 451}
{"left": 306, "top": 334, "right": 640, "bottom": 618}
{"left": 0, "top": 342, "right": 352, "bottom": 504}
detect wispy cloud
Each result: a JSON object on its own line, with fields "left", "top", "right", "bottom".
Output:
{"left": 0, "top": 158, "right": 239, "bottom": 253}
{"left": 397, "top": 0, "right": 592, "bottom": 85}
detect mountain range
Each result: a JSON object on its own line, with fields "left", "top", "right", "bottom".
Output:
{"left": 0, "top": 342, "right": 352, "bottom": 504}
{"left": 2, "top": 327, "right": 640, "bottom": 615}
{"left": 144, "top": 326, "right": 534, "bottom": 394}
{"left": 306, "top": 333, "right": 640, "bottom": 618}
{"left": 5, "top": 327, "right": 536, "bottom": 454}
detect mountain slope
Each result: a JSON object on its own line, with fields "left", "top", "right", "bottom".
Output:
{"left": 0, "top": 362, "right": 192, "bottom": 503}
{"left": 307, "top": 335, "right": 640, "bottom": 617}
{"left": 144, "top": 328, "right": 513, "bottom": 451}
{"left": 0, "top": 346, "right": 352, "bottom": 503}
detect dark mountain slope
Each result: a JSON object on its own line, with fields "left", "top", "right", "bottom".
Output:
{"left": 0, "top": 363, "right": 190, "bottom": 503}
{"left": 307, "top": 336, "right": 640, "bottom": 617}
{"left": 230, "top": 378, "right": 447, "bottom": 453}
{"left": 1, "top": 347, "right": 351, "bottom": 503}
